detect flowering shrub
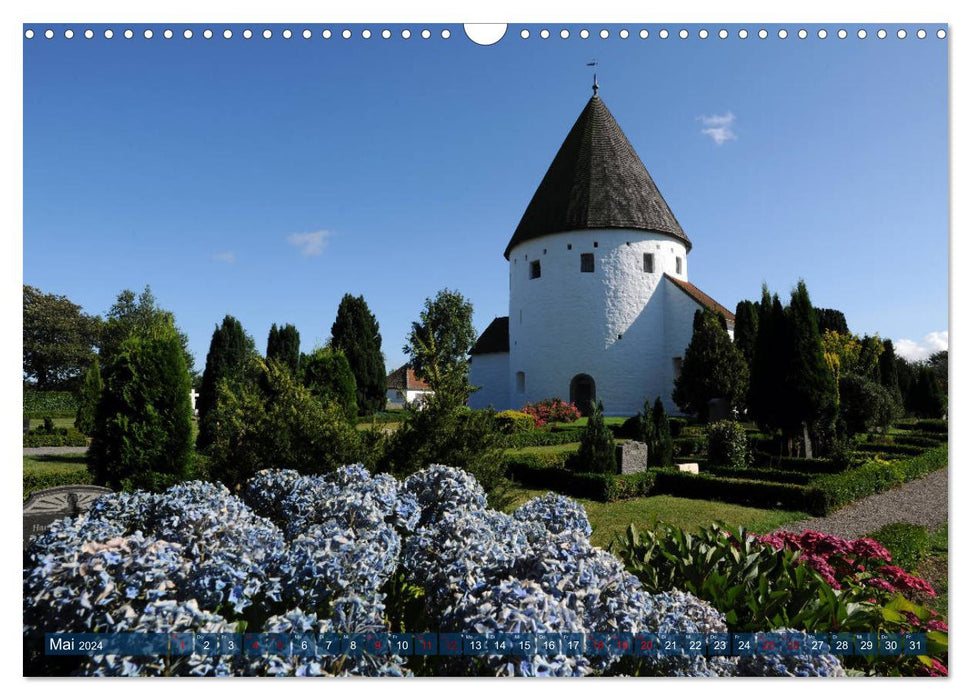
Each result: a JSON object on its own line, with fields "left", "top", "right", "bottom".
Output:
{"left": 25, "top": 465, "right": 846, "bottom": 677}
{"left": 522, "top": 398, "right": 581, "bottom": 427}
{"left": 494, "top": 410, "right": 536, "bottom": 434}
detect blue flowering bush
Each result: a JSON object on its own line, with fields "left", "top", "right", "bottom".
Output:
{"left": 24, "top": 464, "right": 845, "bottom": 677}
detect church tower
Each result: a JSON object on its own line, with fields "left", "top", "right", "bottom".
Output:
{"left": 469, "top": 89, "right": 734, "bottom": 416}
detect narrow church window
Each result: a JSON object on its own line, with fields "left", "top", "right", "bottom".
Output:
{"left": 530, "top": 260, "right": 541, "bottom": 279}
{"left": 516, "top": 372, "right": 526, "bottom": 393}
{"left": 580, "top": 253, "right": 594, "bottom": 272}
{"left": 643, "top": 253, "right": 654, "bottom": 273}
{"left": 676, "top": 257, "right": 683, "bottom": 274}
{"left": 567, "top": 244, "right": 572, "bottom": 250}
{"left": 593, "top": 241, "right": 599, "bottom": 248}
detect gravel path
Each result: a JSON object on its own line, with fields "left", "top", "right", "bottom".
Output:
{"left": 23, "top": 446, "right": 88, "bottom": 456}
{"left": 782, "top": 469, "right": 948, "bottom": 539}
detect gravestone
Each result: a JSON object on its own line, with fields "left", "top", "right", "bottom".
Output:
{"left": 23, "top": 484, "right": 113, "bottom": 547}
{"left": 677, "top": 462, "right": 700, "bottom": 475}
{"left": 616, "top": 440, "right": 648, "bottom": 474}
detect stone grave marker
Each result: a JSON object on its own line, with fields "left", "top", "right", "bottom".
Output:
{"left": 616, "top": 440, "right": 648, "bottom": 474}
{"left": 23, "top": 484, "right": 113, "bottom": 547}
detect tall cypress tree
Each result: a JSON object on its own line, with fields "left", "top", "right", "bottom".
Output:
{"left": 878, "top": 339, "right": 904, "bottom": 408}
{"left": 913, "top": 366, "right": 946, "bottom": 419}
{"left": 784, "top": 280, "right": 838, "bottom": 455}
{"left": 331, "top": 294, "right": 387, "bottom": 415}
{"left": 673, "top": 308, "right": 749, "bottom": 420}
{"left": 749, "top": 287, "right": 788, "bottom": 432}
{"left": 266, "top": 323, "right": 300, "bottom": 375}
{"left": 197, "top": 315, "right": 255, "bottom": 451}
{"left": 650, "top": 396, "right": 673, "bottom": 467}
{"left": 733, "top": 300, "right": 759, "bottom": 366}
{"left": 576, "top": 399, "right": 616, "bottom": 474}
{"left": 74, "top": 356, "right": 103, "bottom": 435}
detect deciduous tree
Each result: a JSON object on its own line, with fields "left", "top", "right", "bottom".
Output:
{"left": 23, "top": 285, "right": 101, "bottom": 389}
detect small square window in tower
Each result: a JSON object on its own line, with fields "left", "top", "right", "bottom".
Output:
{"left": 676, "top": 257, "right": 683, "bottom": 275}
{"left": 580, "top": 253, "right": 595, "bottom": 273}
{"left": 643, "top": 253, "right": 654, "bottom": 273}
{"left": 529, "top": 260, "right": 541, "bottom": 279}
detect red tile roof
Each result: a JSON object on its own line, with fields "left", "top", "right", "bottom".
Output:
{"left": 664, "top": 274, "right": 736, "bottom": 323}
{"left": 386, "top": 365, "right": 432, "bottom": 391}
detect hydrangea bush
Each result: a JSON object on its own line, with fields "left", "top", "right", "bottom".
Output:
{"left": 25, "top": 466, "right": 844, "bottom": 677}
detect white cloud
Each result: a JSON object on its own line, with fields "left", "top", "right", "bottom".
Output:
{"left": 894, "top": 331, "right": 948, "bottom": 362}
{"left": 287, "top": 230, "right": 333, "bottom": 257}
{"left": 699, "top": 112, "right": 737, "bottom": 146}
{"left": 212, "top": 251, "right": 237, "bottom": 264}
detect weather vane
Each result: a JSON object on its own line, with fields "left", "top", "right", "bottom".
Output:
{"left": 586, "top": 60, "right": 599, "bottom": 95}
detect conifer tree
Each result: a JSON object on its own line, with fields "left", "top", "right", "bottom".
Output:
{"left": 913, "top": 365, "right": 946, "bottom": 419}
{"left": 878, "top": 338, "right": 904, "bottom": 408}
{"left": 266, "top": 323, "right": 301, "bottom": 375}
{"left": 733, "top": 300, "right": 759, "bottom": 366}
{"left": 331, "top": 294, "right": 387, "bottom": 415}
{"left": 74, "top": 356, "right": 102, "bottom": 435}
{"left": 88, "top": 320, "right": 193, "bottom": 491}
{"left": 576, "top": 400, "right": 616, "bottom": 474}
{"left": 649, "top": 396, "right": 673, "bottom": 467}
{"left": 749, "top": 287, "right": 788, "bottom": 432}
{"left": 196, "top": 315, "right": 256, "bottom": 451}
{"left": 783, "top": 280, "right": 838, "bottom": 456}
{"left": 301, "top": 347, "right": 358, "bottom": 421}
{"left": 673, "top": 308, "right": 749, "bottom": 420}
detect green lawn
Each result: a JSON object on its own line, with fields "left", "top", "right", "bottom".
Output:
{"left": 503, "top": 483, "right": 807, "bottom": 548}
{"left": 27, "top": 417, "right": 76, "bottom": 431}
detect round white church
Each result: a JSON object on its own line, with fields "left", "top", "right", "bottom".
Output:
{"left": 468, "top": 88, "right": 735, "bottom": 417}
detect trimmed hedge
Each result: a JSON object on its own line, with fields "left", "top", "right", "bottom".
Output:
{"left": 505, "top": 455, "right": 657, "bottom": 502}
{"left": 673, "top": 436, "right": 706, "bottom": 458}
{"left": 23, "top": 429, "right": 88, "bottom": 448}
{"left": 23, "top": 391, "right": 79, "bottom": 418}
{"left": 808, "top": 445, "right": 947, "bottom": 515}
{"left": 855, "top": 443, "right": 927, "bottom": 458}
{"left": 895, "top": 419, "right": 948, "bottom": 434}
{"left": 498, "top": 429, "right": 583, "bottom": 449}
{"left": 651, "top": 471, "right": 813, "bottom": 512}
{"left": 893, "top": 434, "right": 946, "bottom": 448}
{"left": 23, "top": 464, "right": 93, "bottom": 500}
{"left": 705, "top": 466, "right": 814, "bottom": 486}
{"left": 752, "top": 452, "right": 845, "bottom": 475}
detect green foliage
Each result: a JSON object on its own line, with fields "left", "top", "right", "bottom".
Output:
{"left": 497, "top": 429, "right": 583, "bottom": 449}
{"left": 403, "top": 288, "right": 477, "bottom": 408}
{"left": 814, "top": 307, "right": 849, "bottom": 335}
{"left": 652, "top": 471, "right": 813, "bottom": 512}
{"left": 23, "top": 457, "right": 93, "bottom": 500}
{"left": 672, "top": 308, "right": 749, "bottom": 419}
{"left": 494, "top": 410, "right": 536, "bottom": 434}
{"left": 73, "top": 356, "right": 102, "bottom": 435}
{"left": 752, "top": 453, "right": 849, "bottom": 475}
{"left": 380, "top": 395, "right": 504, "bottom": 492}
{"left": 23, "top": 285, "right": 101, "bottom": 390}
{"left": 24, "top": 425, "right": 88, "bottom": 448}
{"left": 647, "top": 397, "right": 673, "bottom": 466}
{"left": 704, "top": 466, "right": 815, "bottom": 486}
{"left": 927, "top": 349, "right": 948, "bottom": 395}
{"left": 100, "top": 286, "right": 195, "bottom": 378}
{"left": 266, "top": 323, "right": 300, "bottom": 375}
{"left": 839, "top": 373, "right": 902, "bottom": 436}
{"left": 612, "top": 522, "right": 874, "bottom": 632}
{"left": 301, "top": 348, "right": 358, "bottom": 421}
{"left": 673, "top": 435, "right": 706, "bottom": 458}
{"left": 23, "top": 390, "right": 79, "bottom": 418}
{"left": 88, "top": 321, "right": 194, "bottom": 492}
{"left": 809, "top": 446, "right": 947, "bottom": 515}
{"left": 505, "top": 456, "right": 657, "bottom": 502}
{"left": 196, "top": 315, "right": 256, "bottom": 451}
{"left": 706, "top": 420, "right": 750, "bottom": 468}
{"left": 575, "top": 400, "right": 616, "bottom": 474}
{"left": 667, "top": 417, "right": 688, "bottom": 438}
{"left": 733, "top": 299, "right": 759, "bottom": 366}
{"left": 207, "top": 358, "right": 361, "bottom": 489}
{"left": 749, "top": 288, "right": 788, "bottom": 430}
{"left": 912, "top": 366, "right": 946, "bottom": 419}
{"left": 784, "top": 280, "right": 838, "bottom": 445}
{"left": 868, "top": 523, "right": 931, "bottom": 572}
{"left": 878, "top": 339, "right": 904, "bottom": 406}
{"left": 330, "top": 294, "right": 387, "bottom": 415}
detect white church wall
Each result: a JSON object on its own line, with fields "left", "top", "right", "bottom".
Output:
{"left": 508, "top": 229, "right": 689, "bottom": 416}
{"left": 468, "top": 352, "right": 511, "bottom": 410}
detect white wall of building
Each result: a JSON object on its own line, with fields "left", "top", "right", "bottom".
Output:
{"left": 507, "top": 229, "right": 692, "bottom": 416}
{"left": 468, "top": 352, "right": 510, "bottom": 410}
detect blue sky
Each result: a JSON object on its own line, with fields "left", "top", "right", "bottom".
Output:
{"left": 23, "top": 24, "right": 948, "bottom": 373}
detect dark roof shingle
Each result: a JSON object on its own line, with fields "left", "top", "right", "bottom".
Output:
{"left": 469, "top": 317, "right": 510, "bottom": 355}
{"left": 505, "top": 95, "right": 690, "bottom": 259}
{"left": 664, "top": 274, "right": 735, "bottom": 324}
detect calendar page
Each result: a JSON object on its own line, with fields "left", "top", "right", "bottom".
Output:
{"left": 20, "top": 6, "right": 949, "bottom": 682}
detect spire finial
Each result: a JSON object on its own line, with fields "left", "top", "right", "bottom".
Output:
{"left": 587, "top": 60, "right": 599, "bottom": 96}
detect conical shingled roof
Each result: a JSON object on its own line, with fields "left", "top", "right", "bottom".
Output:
{"left": 504, "top": 95, "right": 690, "bottom": 259}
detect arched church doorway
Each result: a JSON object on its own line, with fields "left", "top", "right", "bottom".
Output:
{"left": 570, "top": 374, "right": 596, "bottom": 415}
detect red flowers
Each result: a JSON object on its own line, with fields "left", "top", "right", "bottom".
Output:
{"left": 522, "top": 398, "right": 582, "bottom": 427}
